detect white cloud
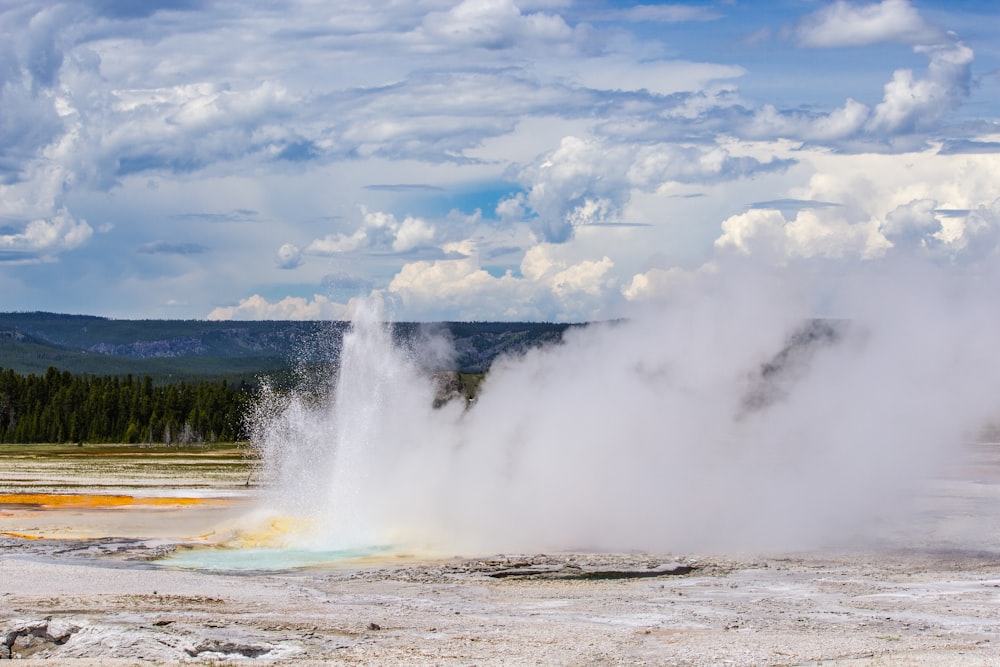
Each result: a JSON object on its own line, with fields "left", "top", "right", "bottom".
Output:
{"left": 307, "top": 229, "right": 368, "bottom": 255}
{"left": 392, "top": 215, "right": 436, "bottom": 252}
{"left": 880, "top": 198, "right": 940, "bottom": 248}
{"left": 715, "top": 207, "right": 792, "bottom": 259}
{"left": 0, "top": 152, "right": 93, "bottom": 262}
{"left": 916, "top": 199, "right": 1000, "bottom": 261}
{"left": 276, "top": 243, "right": 303, "bottom": 269}
{"left": 795, "top": 0, "right": 942, "bottom": 48}
{"left": 0, "top": 5, "right": 75, "bottom": 174}
{"left": 712, "top": 147, "right": 1000, "bottom": 267}
{"left": 0, "top": 208, "right": 92, "bottom": 262}
{"left": 550, "top": 255, "right": 613, "bottom": 297}
{"left": 388, "top": 258, "right": 510, "bottom": 303}
{"left": 866, "top": 42, "right": 973, "bottom": 135}
{"left": 380, "top": 244, "right": 622, "bottom": 321}
{"left": 511, "top": 135, "right": 633, "bottom": 241}
{"left": 305, "top": 209, "right": 440, "bottom": 256}
{"left": 1, "top": 0, "right": 998, "bottom": 320}
{"left": 716, "top": 206, "right": 887, "bottom": 261}
{"left": 101, "top": 81, "right": 297, "bottom": 176}
{"left": 206, "top": 293, "right": 352, "bottom": 321}
{"left": 420, "top": 0, "right": 574, "bottom": 50}
{"left": 510, "top": 135, "right": 792, "bottom": 242}
{"left": 622, "top": 265, "right": 710, "bottom": 302}
{"left": 746, "top": 99, "right": 870, "bottom": 142}
{"left": 740, "top": 39, "right": 974, "bottom": 143}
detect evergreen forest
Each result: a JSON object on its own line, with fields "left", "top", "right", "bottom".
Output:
{"left": 0, "top": 367, "right": 252, "bottom": 444}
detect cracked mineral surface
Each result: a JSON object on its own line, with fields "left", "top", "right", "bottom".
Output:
{"left": 2, "top": 442, "right": 1000, "bottom": 665}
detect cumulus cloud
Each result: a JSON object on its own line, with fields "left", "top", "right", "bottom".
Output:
{"left": 866, "top": 41, "right": 973, "bottom": 135}
{"left": 742, "top": 39, "right": 973, "bottom": 144}
{"left": 207, "top": 294, "right": 352, "bottom": 321}
{"left": 550, "top": 255, "right": 613, "bottom": 297}
{"left": 213, "top": 237, "right": 627, "bottom": 322}
{"left": 512, "top": 135, "right": 633, "bottom": 242}
{"left": 387, "top": 258, "right": 518, "bottom": 313}
{"left": 305, "top": 209, "right": 440, "bottom": 256}
{"left": 880, "top": 198, "right": 941, "bottom": 249}
{"left": 382, "top": 244, "right": 621, "bottom": 321}
{"left": 622, "top": 265, "right": 713, "bottom": 302}
{"left": 920, "top": 199, "right": 1000, "bottom": 261}
{"left": 508, "top": 135, "right": 793, "bottom": 242}
{"left": 307, "top": 230, "right": 366, "bottom": 255}
{"left": 0, "top": 209, "right": 92, "bottom": 262}
{"left": 392, "top": 215, "right": 437, "bottom": 252}
{"left": 734, "top": 1, "right": 975, "bottom": 146}
{"left": 275, "top": 243, "right": 303, "bottom": 269}
{"left": 420, "top": 0, "right": 574, "bottom": 50}
{"left": 711, "top": 148, "right": 1000, "bottom": 268}
{"left": 715, "top": 206, "right": 887, "bottom": 262}
{"left": 795, "top": 0, "right": 942, "bottom": 48}
{"left": 745, "top": 98, "right": 871, "bottom": 142}
{"left": 0, "top": 155, "right": 93, "bottom": 262}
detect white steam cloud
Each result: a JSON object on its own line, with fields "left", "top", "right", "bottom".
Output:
{"left": 249, "top": 253, "right": 1000, "bottom": 556}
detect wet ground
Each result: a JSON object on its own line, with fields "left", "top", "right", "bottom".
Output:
{"left": 2, "top": 443, "right": 1000, "bottom": 665}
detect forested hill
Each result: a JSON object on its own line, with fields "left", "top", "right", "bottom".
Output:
{"left": 0, "top": 312, "right": 574, "bottom": 385}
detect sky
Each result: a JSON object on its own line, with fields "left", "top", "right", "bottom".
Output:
{"left": 2, "top": 0, "right": 1000, "bottom": 322}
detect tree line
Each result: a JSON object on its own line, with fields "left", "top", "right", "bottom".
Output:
{"left": 0, "top": 367, "right": 253, "bottom": 444}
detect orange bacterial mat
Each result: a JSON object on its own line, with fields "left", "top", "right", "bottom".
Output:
{"left": 0, "top": 493, "right": 232, "bottom": 509}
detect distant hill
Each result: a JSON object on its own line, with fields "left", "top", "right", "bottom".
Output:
{"left": 0, "top": 312, "right": 574, "bottom": 385}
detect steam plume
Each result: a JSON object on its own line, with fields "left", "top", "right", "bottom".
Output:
{"left": 250, "top": 258, "right": 1000, "bottom": 554}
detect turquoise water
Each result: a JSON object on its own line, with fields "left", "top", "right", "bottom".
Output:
{"left": 157, "top": 544, "right": 393, "bottom": 571}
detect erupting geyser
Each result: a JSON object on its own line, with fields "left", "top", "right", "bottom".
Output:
{"left": 249, "top": 299, "right": 441, "bottom": 551}
{"left": 246, "top": 264, "right": 1000, "bottom": 557}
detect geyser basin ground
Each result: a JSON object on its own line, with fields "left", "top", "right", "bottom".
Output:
{"left": 2, "top": 443, "right": 1000, "bottom": 665}
{"left": 0, "top": 443, "right": 253, "bottom": 543}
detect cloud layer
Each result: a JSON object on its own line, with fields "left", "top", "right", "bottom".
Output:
{"left": 0, "top": 0, "right": 998, "bottom": 321}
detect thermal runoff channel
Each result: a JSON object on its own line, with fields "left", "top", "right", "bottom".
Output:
{"left": 247, "top": 261, "right": 1000, "bottom": 556}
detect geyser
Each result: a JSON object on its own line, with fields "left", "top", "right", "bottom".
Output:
{"left": 249, "top": 299, "right": 441, "bottom": 551}
{"left": 248, "top": 262, "right": 1000, "bottom": 556}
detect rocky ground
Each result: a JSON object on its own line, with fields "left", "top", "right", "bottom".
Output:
{"left": 2, "top": 544, "right": 999, "bottom": 665}
{"left": 2, "top": 443, "right": 1000, "bottom": 665}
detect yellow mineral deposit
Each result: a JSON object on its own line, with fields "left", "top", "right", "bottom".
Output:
{"left": 216, "top": 514, "right": 317, "bottom": 549}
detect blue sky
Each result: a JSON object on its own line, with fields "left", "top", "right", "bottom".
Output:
{"left": 1, "top": 0, "right": 999, "bottom": 321}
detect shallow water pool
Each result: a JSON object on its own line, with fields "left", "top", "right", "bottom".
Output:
{"left": 157, "top": 544, "right": 394, "bottom": 571}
